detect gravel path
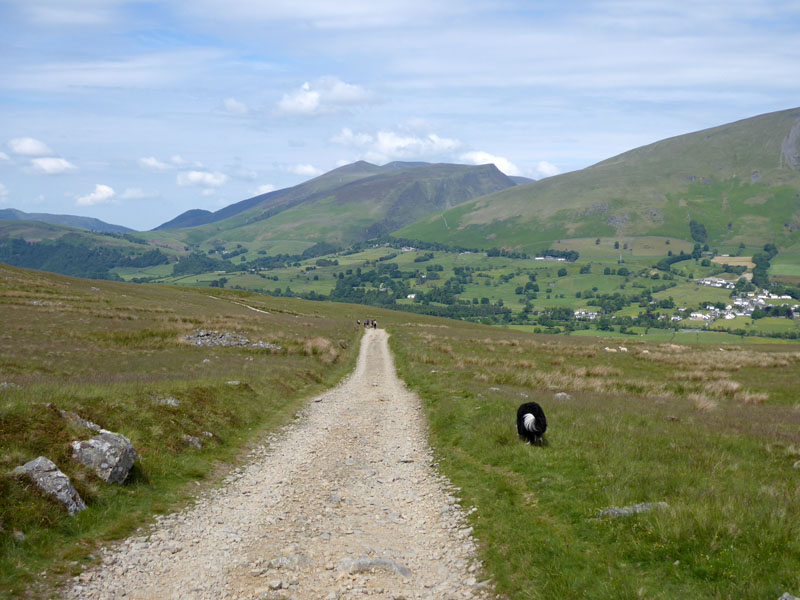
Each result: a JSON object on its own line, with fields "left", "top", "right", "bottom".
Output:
{"left": 65, "top": 329, "right": 491, "bottom": 600}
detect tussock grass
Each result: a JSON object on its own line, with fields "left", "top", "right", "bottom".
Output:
{"left": 388, "top": 320, "right": 800, "bottom": 599}
{"left": 736, "top": 390, "right": 769, "bottom": 405}
{"left": 688, "top": 393, "right": 718, "bottom": 412}
{"left": 302, "top": 336, "right": 340, "bottom": 364}
{"left": 704, "top": 379, "right": 742, "bottom": 397}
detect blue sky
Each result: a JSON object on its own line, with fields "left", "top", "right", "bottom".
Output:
{"left": 1, "top": 0, "right": 799, "bottom": 230}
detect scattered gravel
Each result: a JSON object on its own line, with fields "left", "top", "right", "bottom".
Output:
{"left": 64, "top": 329, "right": 491, "bottom": 600}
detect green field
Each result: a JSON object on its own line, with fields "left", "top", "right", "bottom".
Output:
{"left": 103, "top": 239, "right": 800, "bottom": 342}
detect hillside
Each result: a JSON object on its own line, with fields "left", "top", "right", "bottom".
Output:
{"left": 397, "top": 107, "right": 800, "bottom": 253}
{"left": 153, "top": 161, "right": 388, "bottom": 231}
{"left": 148, "top": 161, "right": 517, "bottom": 254}
{"left": 0, "top": 263, "right": 363, "bottom": 597}
{"left": 0, "top": 221, "right": 174, "bottom": 280}
{"left": 0, "top": 208, "right": 133, "bottom": 233}
{"left": 2, "top": 263, "right": 799, "bottom": 599}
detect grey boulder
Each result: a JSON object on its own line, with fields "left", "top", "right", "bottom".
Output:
{"left": 597, "top": 502, "right": 669, "bottom": 519}
{"left": 71, "top": 432, "right": 137, "bottom": 484}
{"left": 13, "top": 456, "right": 87, "bottom": 515}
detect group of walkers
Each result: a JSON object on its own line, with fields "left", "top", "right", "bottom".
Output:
{"left": 357, "top": 319, "right": 378, "bottom": 329}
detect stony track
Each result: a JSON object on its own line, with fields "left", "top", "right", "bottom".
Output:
{"left": 65, "top": 329, "right": 491, "bottom": 600}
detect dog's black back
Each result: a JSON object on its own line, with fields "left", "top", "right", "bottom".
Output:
{"left": 517, "top": 402, "right": 547, "bottom": 444}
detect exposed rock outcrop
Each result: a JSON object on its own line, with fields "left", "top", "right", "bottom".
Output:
{"left": 71, "top": 432, "right": 137, "bottom": 484}
{"left": 184, "top": 329, "right": 283, "bottom": 350}
{"left": 13, "top": 457, "right": 87, "bottom": 515}
{"left": 596, "top": 501, "right": 669, "bottom": 519}
{"left": 58, "top": 409, "right": 104, "bottom": 433}
{"left": 781, "top": 118, "right": 800, "bottom": 171}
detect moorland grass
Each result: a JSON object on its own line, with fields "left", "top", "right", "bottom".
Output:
{"left": 0, "top": 264, "right": 364, "bottom": 598}
{"left": 388, "top": 323, "right": 800, "bottom": 599}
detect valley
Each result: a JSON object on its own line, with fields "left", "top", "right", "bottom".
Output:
{"left": 2, "top": 108, "right": 800, "bottom": 343}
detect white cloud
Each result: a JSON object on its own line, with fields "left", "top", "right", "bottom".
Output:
{"left": 531, "top": 161, "right": 561, "bottom": 179}
{"left": 332, "top": 127, "right": 460, "bottom": 163}
{"left": 332, "top": 128, "right": 374, "bottom": 146}
{"left": 18, "top": 1, "right": 119, "bottom": 26}
{"left": 30, "top": 157, "right": 77, "bottom": 174}
{"left": 284, "top": 164, "right": 323, "bottom": 177}
{"left": 7, "top": 49, "right": 227, "bottom": 92}
{"left": 179, "top": 1, "right": 460, "bottom": 30}
{"left": 459, "top": 151, "right": 521, "bottom": 176}
{"left": 255, "top": 184, "right": 276, "bottom": 194}
{"left": 201, "top": 189, "right": 216, "bottom": 197}
{"left": 223, "top": 97, "right": 249, "bottom": 115}
{"left": 177, "top": 170, "right": 229, "bottom": 187}
{"left": 139, "top": 156, "right": 173, "bottom": 171}
{"left": 119, "top": 187, "right": 151, "bottom": 200}
{"left": 277, "top": 77, "right": 376, "bottom": 116}
{"left": 76, "top": 184, "right": 115, "bottom": 206}
{"left": 0, "top": 152, "right": 9, "bottom": 160}
{"left": 8, "top": 137, "right": 53, "bottom": 156}
{"left": 140, "top": 155, "right": 201, "bottom": 172}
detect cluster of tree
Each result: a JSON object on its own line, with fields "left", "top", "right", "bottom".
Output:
{"left": 718, "top": 327, "right": 800, "bottom": 340}
{"left": 301, "top": 241, "right": 342, "bottom": 259}
{"left": 527, "top": 305, "right": 680, "bottom": 333}
{"left": 99, "top": 231, "right": 149, "bottom": 245}
{"left": 771, "top": 281, "right": 800, "bottom": 300}
{"left": 751, "top": 304, "right": 794, "bottom": 319}
{"left": 581, "top": 286, "right": 675, "bottom": 313}
{"left": 172, "top": 253, "right": 233, "bottom": 276}
{"left": 538, "top": 249, "right": 580, "bottom": 262}
{"left": 0, "top": 237, "right": 168, "bottom": 280}
{"left": 378, "top": 235, "right": 476, "bottom": 254}
{"left": 752, "top": 243, "right": 778, "bottom": 289}
{"left": 654, "top": 248, "right": 697, "bottom": 271}
{"left": 120, "top": 249, "right": 170, "bottom": 268}
{"left": 689, "top": 220, "right": 708, "bottom": 243}
{"left": 315, "top": 258, "right": 339, "bottom": 267}
{"left": 486, "top": 247, "right": 529, "bottom": 259}
{"left": 256, "top": 262, "right": 520, "bottom": 323}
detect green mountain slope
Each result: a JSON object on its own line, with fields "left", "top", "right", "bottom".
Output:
{"left": 0, "top": 208, "right": 133, "bottom": 233}
{"left": 397, "top": 107, "right": 800, "bottom": 252}
{"left": 154, "top": 160, "right": 388, "bottom": 231}
{"left": 0, "top": 221, "right": 175, "bottom": 279}
{"left": 151, "top": 161, "right": 517, "bottom": 253}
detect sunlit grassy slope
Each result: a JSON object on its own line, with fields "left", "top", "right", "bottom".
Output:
{"left": 388, "top": 322, "right": 800, "bottom": 599}
{"left": 0, "top": 264, "right": 365, "bottom": 597}
{"left": 397, "top": 107, "right": 800, "bottom": 252}
{"left": 146, "top": 161, "right": 517, "bottom": 251}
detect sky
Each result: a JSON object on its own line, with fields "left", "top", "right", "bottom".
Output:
{"left": 0, "top": 1, "right": 799, "bottom": 231}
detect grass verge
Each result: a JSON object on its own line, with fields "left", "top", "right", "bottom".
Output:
{"left": 389, "top": 321, "right": 800, "bottom": 599}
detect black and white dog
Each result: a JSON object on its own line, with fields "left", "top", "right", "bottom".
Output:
{"left": 516, "top": 402, "right": 547, "bottom": 445}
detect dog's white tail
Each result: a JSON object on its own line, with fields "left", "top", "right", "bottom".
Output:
{"left": 523, "top": 413, "right": 538, "bottom": 432}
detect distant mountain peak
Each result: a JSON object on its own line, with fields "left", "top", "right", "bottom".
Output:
{"left": 0, "top": 208, "right": 133, "bottom": 233}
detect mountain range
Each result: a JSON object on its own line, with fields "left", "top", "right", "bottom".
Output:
{"left": 0, "top": 208, "right": 133, "bottom": 233}
{"left": 147, "top": 161, "right": 518, "bottom": 255}
{"left": 1, "top": 107, "right": 799, "bottom": 265}
{"left": 399, "top": 107, "right": 800, "bottom": 252}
